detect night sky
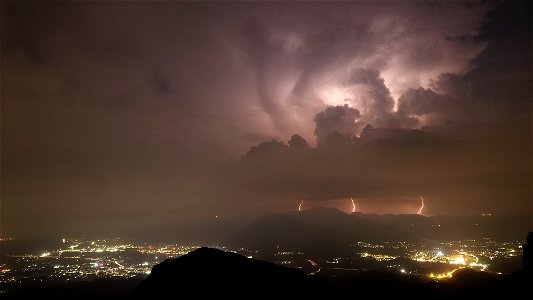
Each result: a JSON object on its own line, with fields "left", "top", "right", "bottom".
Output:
{"left": 1, "top": 1, "right": 531, "bottom": 237}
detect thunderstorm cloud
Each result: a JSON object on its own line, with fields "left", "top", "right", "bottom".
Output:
{"left": 1, "top": 1, "right": 531, "bottom": 236}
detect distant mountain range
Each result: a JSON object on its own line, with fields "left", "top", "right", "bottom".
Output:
{"left": 117, "top": 206, "right": 531, "bottom": 248}
{"left": 233, "top": 207, "right": 416, "bottom": 255}
{"left": 229, "top": 207, "right": 531, "bottom": 254}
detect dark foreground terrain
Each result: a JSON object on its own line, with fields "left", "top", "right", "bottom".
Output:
{"left": 3, "top": 246, "right": 531, "bottom": 299}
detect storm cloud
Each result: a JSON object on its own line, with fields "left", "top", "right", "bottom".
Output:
{"left": 314, "top": 105, "right": 361, "bottom": 146}
{"left": 1, "top": 1, "right": 531, "bottom": 237}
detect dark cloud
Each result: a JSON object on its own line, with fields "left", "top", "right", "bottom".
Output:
{"left": 314, "top": 105, "right": 361, "bottom": 146}
{"left": 151, "top": 73, "right": 174, "bottom": 95}
{"left": 238, "top": 19, "right": 294, "bottom": 132}
{"left": 344, "top": 68, "right": 398, "bottom": 129}
{"left": 231, "top": 121, "right": 530, "bottom": 216}
{"left": 242, "top": 132, "right": 280, "bottom": 144}
{"left": 397, "top": 87, "right": 456, "bottom": 126}
{"left": 288, "top": 134, "right": 310, "bottom": 150}
{"left": 429, "top": 73, "right": 472, "bottom": 98}
{"left": 1, "top": 1, "right": 530, "bottom": 237}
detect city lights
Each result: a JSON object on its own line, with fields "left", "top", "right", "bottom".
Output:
{"left": 0, "top": 237, "right": 523, "bottom": 289}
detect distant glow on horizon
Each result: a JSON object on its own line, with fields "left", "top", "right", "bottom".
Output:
{"left": 298, "top": 200, "right": 304, "bottom": 212}
{"left": 351, "top": 197, "right": 356, "bottom": 213}
{"left": 417, "top": 196, "right": 425, "bottom": 215}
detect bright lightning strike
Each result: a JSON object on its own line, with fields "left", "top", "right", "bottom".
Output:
{"left": 298, "top": 200, "right": 304, "bottom": 212}
{"left": 350, "top": 197, "right": 356, "bottom": 213}
{"left": 417, "top": 196, "right": 425, "bottom": 215}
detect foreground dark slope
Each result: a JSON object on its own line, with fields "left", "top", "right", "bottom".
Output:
{"left": 130, "top": 247, "right": 532, "bottom": 299}
{"left": 132, "top": 247, "right": 307, "bottom": 298}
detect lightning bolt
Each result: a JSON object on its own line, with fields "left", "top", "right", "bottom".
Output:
{"left": 417, "top": 196, "right": 425, "bottom": 215}
{"left": 350, "top": 197, "right": 356, "bottom": 213}
{"left": 298, "top": 200, "right": 304, "bottom": 212}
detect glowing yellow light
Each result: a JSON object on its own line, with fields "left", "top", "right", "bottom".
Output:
{"left": 298, "top": 200, "right": 304, "bottom": 212}
{"left": 428, "top": 269, "right": 458, "bottom": 279}
{"left": 40, "top": 252, "right": 51, "bottom": 257}
{"left": 436, "top": 251, "right": 444, "bottom": 256}
{"left": 469, "top": 262, "right": 488, "bottom": 271}
{"left": 451, "top": 256, "right": 466, "bottom": 265}
{"left": 350, "top": 197, "right": 356, "bottom": 213}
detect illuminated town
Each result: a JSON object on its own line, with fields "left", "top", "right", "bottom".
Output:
{"left": 0, "top": 238, "right": 207, "bottom": 292}
{"left": 0, "top": 237, "right": 523, "bottom": 293}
